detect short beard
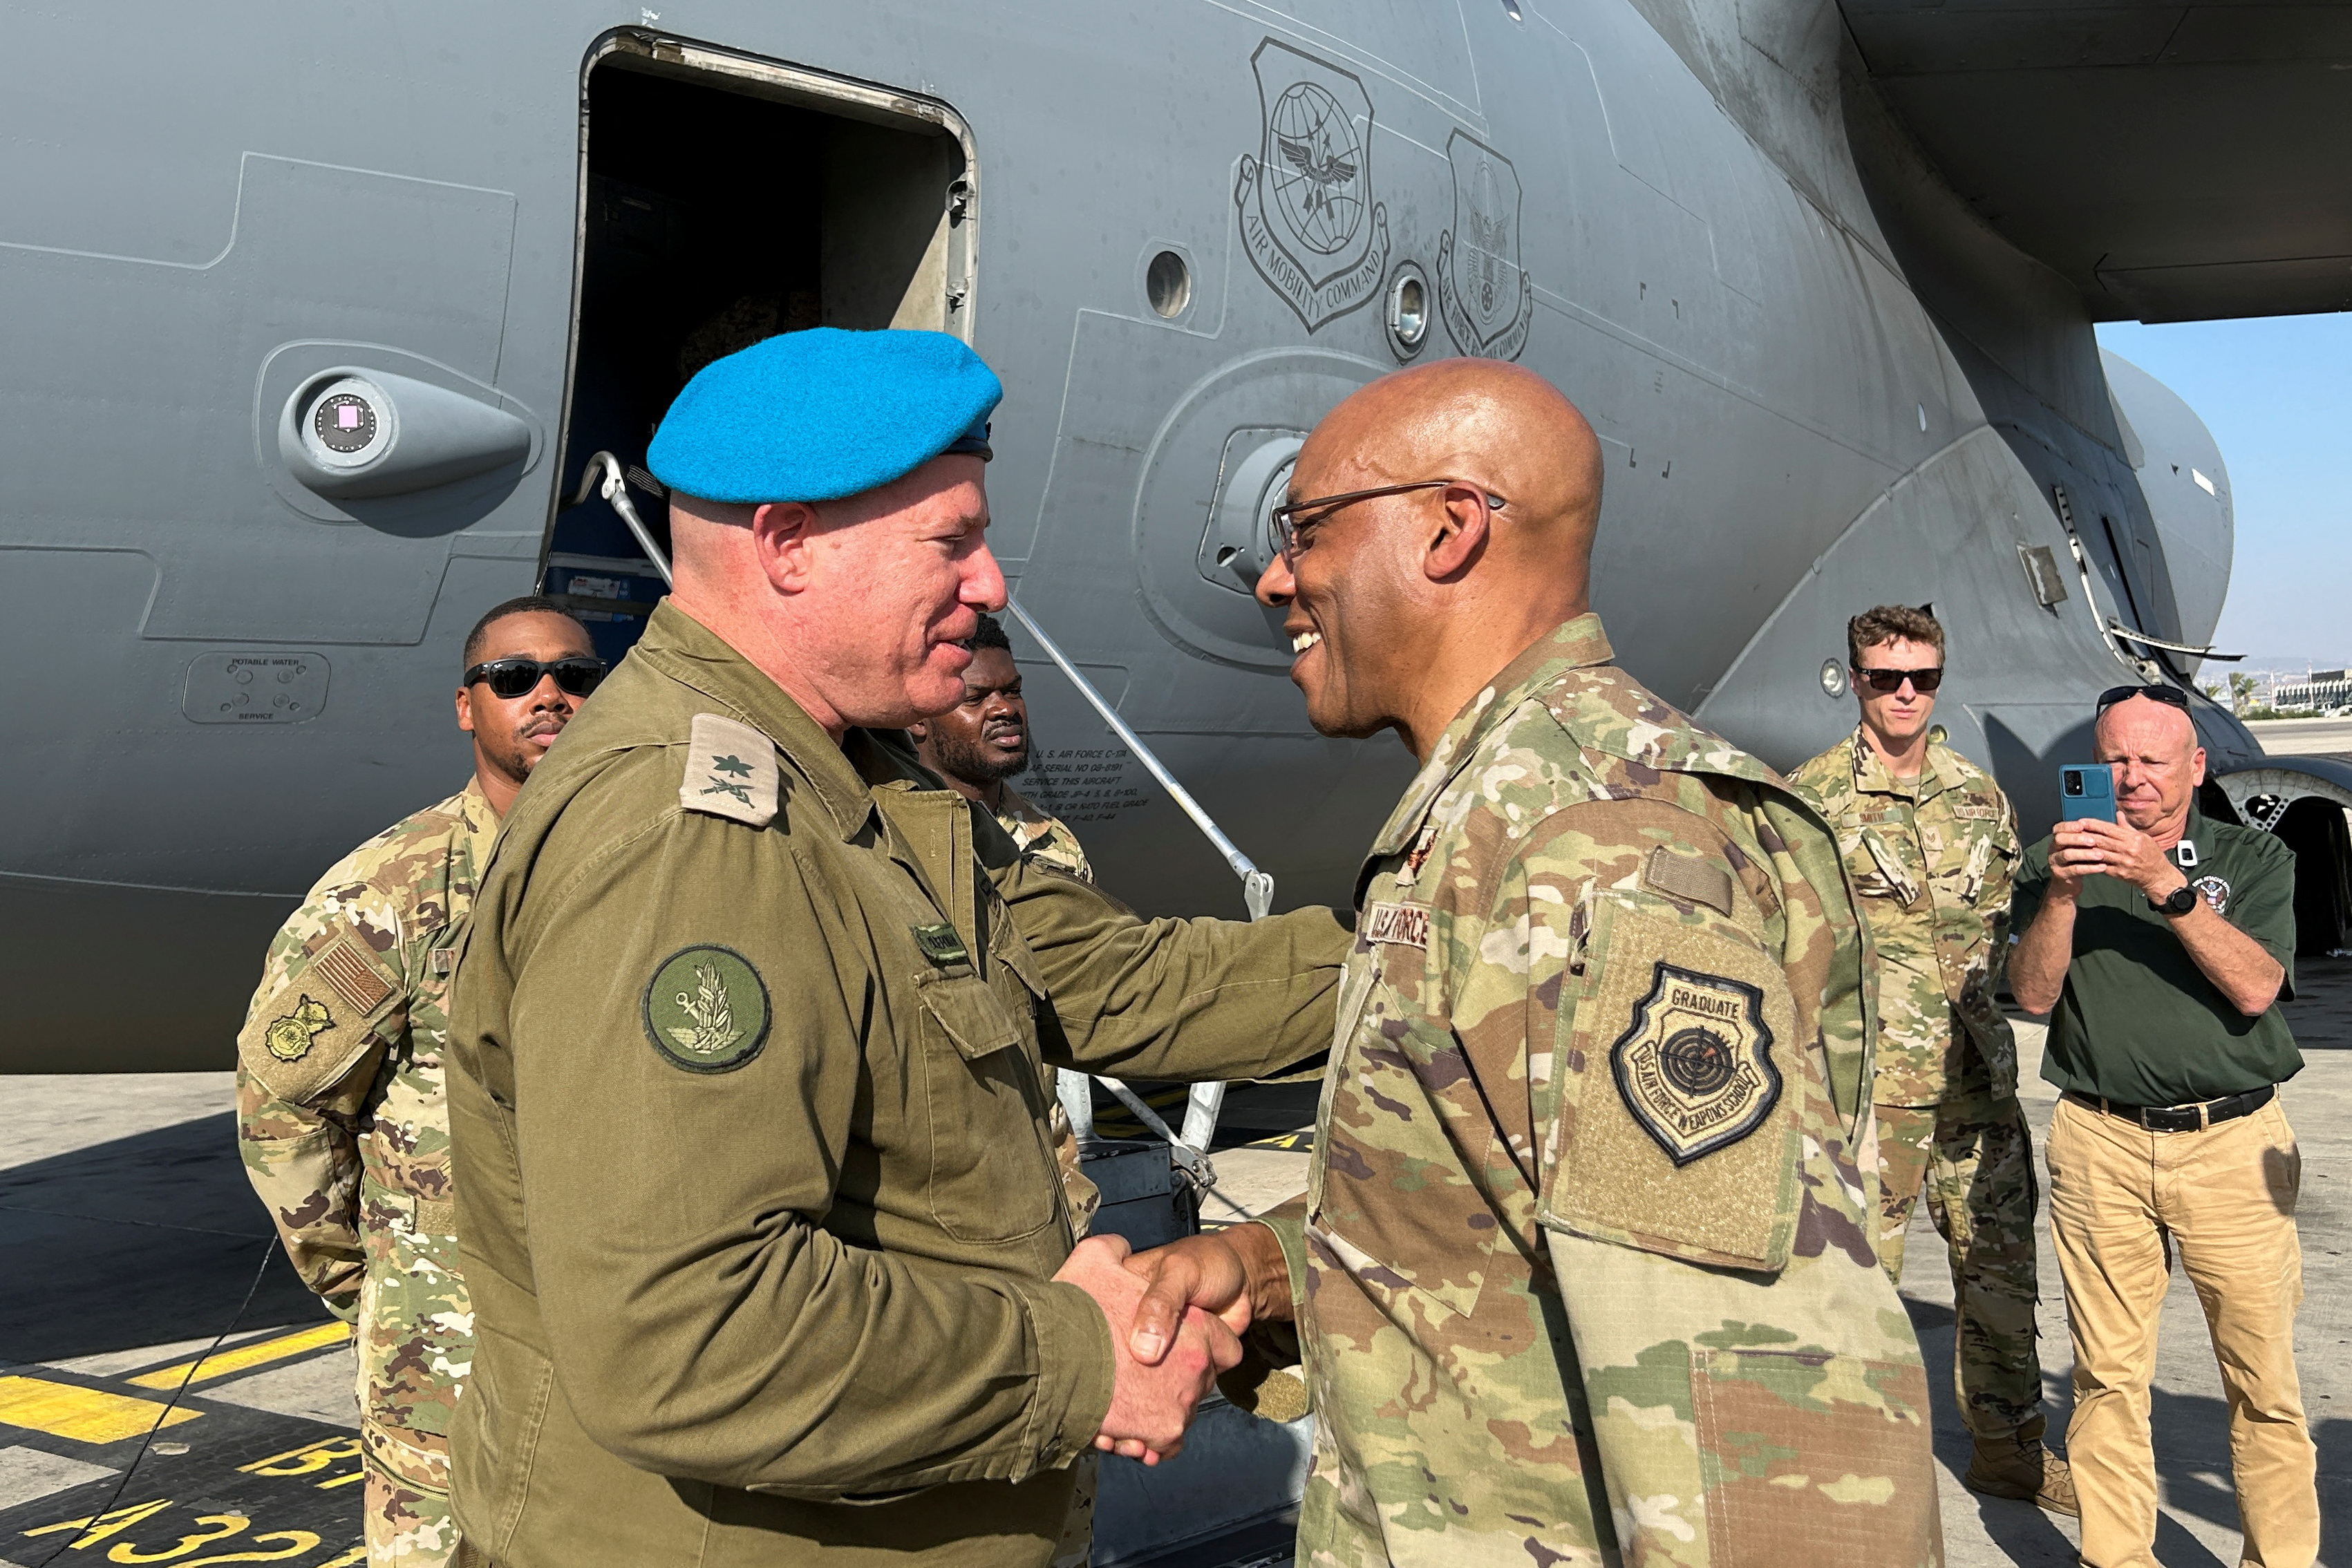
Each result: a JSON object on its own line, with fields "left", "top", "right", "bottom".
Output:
{"left": 932, "top": 728, "right": 1029, "bottom": 786}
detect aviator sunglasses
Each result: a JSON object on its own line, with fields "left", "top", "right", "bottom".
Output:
{"left": 464, "top": 655, "right": 609, "bottom": 700}
{"left": 1852, "top": 665, "right": 1944, "bottom": 694}
{"left": 2097, "top": 683, "right": 2190, "bottom": 712}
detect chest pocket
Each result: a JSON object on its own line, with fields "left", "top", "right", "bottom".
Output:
{"left": 914, "top": 967, "right": 1058, "bottom": 1244}
{"left": 1537, "top": 895, "right": 1804, "bottom": 1273}
{"left": 1307, "top": 924, "right": 1504, "bottom": 1321}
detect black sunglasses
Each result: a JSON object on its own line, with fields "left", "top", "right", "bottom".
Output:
{"left": 1852, "top": 665, "right": 1944, "bottom": 694}
{"left": 2097, "top": 683, "right": 2190, "bottom": 712}
{"left": 464, "top": 655, "right": 608, "bottom": 700}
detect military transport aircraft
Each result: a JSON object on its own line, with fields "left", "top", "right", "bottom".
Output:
{"left": 3, "top": 0, "right": 2346, "bottom": 1079}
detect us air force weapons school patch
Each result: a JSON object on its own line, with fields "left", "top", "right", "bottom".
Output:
{"left": 1611, "top": 963, "right": 1781, "bottom": 1166}
{"left": 643, "top": 945, "right": 770, "bottom": 1073}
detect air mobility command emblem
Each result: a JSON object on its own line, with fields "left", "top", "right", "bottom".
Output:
{"left": 263, "top": 995, "right": 335, "bottom": 1062}
{"left": 643, "top": 945, "right": 769, "bottom": 1073}
{"left": 1610, "top": 963, "right": 1781, "bottom": 1166}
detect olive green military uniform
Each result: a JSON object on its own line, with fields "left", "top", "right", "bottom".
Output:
{"left": 1252, "top": 618, "right": 1937, "bottom": 1568}
{"left": 991, "top": 784, "right": 1099, "bottom": 1568}
{"left": 237, "top": 782, "right": 492, "bottom": 1568}
{"left": 444, "top": 603, "right": 1349, "bottom": 1567}
{"left": 1791, "top": 728, "right": 2047, "bottom": 1442}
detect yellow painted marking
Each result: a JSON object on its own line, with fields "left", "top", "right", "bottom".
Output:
{"left": 314, "top": 1468, "right": 366, "bottom": 1489}
{"left": 126, "top": 1321, "right": 352, "bottom": 1390}
{"left": 21, "top": 1497, "right": 173, "bottom": 1546}
{"left": 317, "top": 1549, "right": 370, "bottom": 1567}
{"left": 236, "top": 1436, "right": 360, "bottom": 1477}
{"left": 0, "top": 1379, "right": 201, "bottom": 1444}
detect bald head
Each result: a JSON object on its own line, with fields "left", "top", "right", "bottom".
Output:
{"left": 2094, "top": 694, "right": 2205, "bottom": 838}
{"left": 1255, "top": 359, "right": 1608, "bottom": 759}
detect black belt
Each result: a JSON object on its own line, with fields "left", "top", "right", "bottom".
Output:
{"left": 2064, "top": 1083, "right": 2275, "bottom": 1133}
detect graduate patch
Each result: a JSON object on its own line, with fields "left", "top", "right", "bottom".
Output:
{"left": 1610, "top": 963, "right": 1781, "bottom": 1166}
{"left": 263, "top": 996, "right": 335, "bottom": 1062}
{"left": 1363, "top": 900, "right": 1431, "bottom": 949}
{"left": 642, "top": 945, "right": 769, "bottom": 1073}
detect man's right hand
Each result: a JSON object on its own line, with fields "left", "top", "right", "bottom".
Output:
{"left": 1053, "top": 1234, "right": 1240, "bottom": 1465}
{"left": 1122, "top": 1225, "right": 1292, "bottom": 1363}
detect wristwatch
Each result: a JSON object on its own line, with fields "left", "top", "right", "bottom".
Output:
{"left": 2148, "top": 881, "right": 2199, "bottom": 917}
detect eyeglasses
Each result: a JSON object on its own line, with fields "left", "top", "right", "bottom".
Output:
{"left": 1852, "top": 665, "right": 1944, "bottom": 694}
{"left": 464, "top": 656, "right": 608, "bottom": 700}
{"left": 1269, "top": 479, "right": 1507, "bottom": 562}
{"left": 2097, "top": 683, "right": 2190, "bottom": 712}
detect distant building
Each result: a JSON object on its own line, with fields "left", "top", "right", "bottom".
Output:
{"left": 2272, "top": 670, "right": 2352, "bottom": 712}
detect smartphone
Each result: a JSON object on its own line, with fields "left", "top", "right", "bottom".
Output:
{"left": 2060, "top": 764, "right": 2116, "bottom": 824}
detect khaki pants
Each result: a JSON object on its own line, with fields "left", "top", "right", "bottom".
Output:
{"left": 1876, "top": 1086, "right": 2044, "bottom": 1439}
{"left": 2045, "top": 1094, "right": 2317, "bottom": 1568}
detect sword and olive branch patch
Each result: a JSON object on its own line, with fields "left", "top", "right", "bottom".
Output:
{"left": 1608, "top": 962, "right": 1782, "bottom": 1166}
{"left": 642, "top": 945, "right": 770, "bottom": 1073}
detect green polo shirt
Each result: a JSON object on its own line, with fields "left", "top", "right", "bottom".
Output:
{"left": 2013, "top": 809, "right": 2301, "bottom": 1106}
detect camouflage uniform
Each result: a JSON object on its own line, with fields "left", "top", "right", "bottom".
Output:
{"left": 993, "top": 783, "right": 1099, "bottom": 1568}
{"left": 1791, "top": 728, "right": 2045, "bottom": 1441}
{"left": 1255, "top": 616, "right": 1938, "bottom": 1568}
{"left": 236, "top": 783, "right": 490, "bottom": 1568}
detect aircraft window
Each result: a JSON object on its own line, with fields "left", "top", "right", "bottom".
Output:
{"left": 1386, "top": 265, "right": 1429, "bottom": 357}
{"left": 1147, "top": 249, "right": 1192, "bottom": 319}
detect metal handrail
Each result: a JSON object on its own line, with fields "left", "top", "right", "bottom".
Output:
{"left": 568, "top": 452, "right": 672, "bottom": 587}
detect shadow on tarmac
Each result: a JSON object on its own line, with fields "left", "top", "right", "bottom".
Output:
{"left": 0, "top": 1111, "right": 330, "bottom": 1368}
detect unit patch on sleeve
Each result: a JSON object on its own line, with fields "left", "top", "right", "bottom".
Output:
{"left": 264, "top": 996, "right": 337, "bottom": 1063}
{"left": 1363, "top": 900, "right": 1431, "bottom": 949}
{"left": 642, "top": 945, "right": 771, "bottom": 1073}
{"left": 1609, "top": 962, "right": 1782, "bottom": 1166}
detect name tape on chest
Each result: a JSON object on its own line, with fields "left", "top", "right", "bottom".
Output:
{"left": 681, "top": 713, "right": 780, "bottom": 828}
{"left": 1610, "top": 962, "right": 1782, "bottom": 1166}
{"left": 1364, "top": 900, "right": 1431, "bottom": 950}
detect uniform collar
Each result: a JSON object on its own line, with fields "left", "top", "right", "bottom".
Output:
{"left": 634, "top": 600, "right": 880, "bottom": 841}
{"left": 1368, "top": 614, "right": 1615, "bottom": 858}
{"left": 1847, "top": 726, "right": 1961, "bottom": 802}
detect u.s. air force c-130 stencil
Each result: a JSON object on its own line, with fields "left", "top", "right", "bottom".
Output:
{"left": 1437, "top": 131, "right": 1533, "bottom": 360}
{"left": 1234, "top": 39, "right": 1390, "bottom": 332}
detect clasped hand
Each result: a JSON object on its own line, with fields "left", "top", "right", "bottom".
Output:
{"left": 2050, "top": 815, "right": 2181, "bottom": 900}
{"left": 1051, "top": 1229, "right": 1276, "bottom": 1464}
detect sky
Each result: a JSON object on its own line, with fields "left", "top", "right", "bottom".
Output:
{"left": 2094, "top": 313, "right": 2352, "bottom": 675}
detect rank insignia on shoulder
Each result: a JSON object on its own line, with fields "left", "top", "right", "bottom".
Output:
{"left": 643, "top": 945, "right": 770, "bottom": 1073}
{"left": 911, "top": 923, "right": 970, "bottom": 968}
{"left": 1363, "top": 900, "right": 1431, "bottom": 949}
{"left": 680, "top": 713, "right": 779, "bottom": 827}
{"left": 1610, "top": 963, "right": 1781, "bottom": 1166}
{"left": 264, "top": 996, "right": 335, "bottom": 1062}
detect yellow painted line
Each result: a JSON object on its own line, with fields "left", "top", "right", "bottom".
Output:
{"left": 126, "top": 1321, "right": 352, "bottom": 1390}
{"left": 0, "top": 1376, "right": 203, "bottom": 1444}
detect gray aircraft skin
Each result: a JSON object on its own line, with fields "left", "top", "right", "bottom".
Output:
{"left": 4, "top": 0, "right": 2347, "bottom": 1074}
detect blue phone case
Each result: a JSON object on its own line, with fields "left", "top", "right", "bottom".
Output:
{"left": 2060, "top": 765, "right": 2115, "bottom": 823}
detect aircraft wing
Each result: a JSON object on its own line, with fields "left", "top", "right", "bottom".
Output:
{"left": 1843, "top": 1, "right": 2352, "bottom": 321}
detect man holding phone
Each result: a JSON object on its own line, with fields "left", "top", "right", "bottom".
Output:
{"left": 2011, "top": 686, "right": 2315, "bottom": 1568}
{"left": 1791, "top": 604, "right": 2071, "bottom": 1513}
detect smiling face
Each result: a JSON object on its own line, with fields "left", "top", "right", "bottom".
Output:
{"left": 790, "top": 453, "right": 1005, "bottom": 728}
{"left": 2094, "top": 695, "right": 2205, "bottom": 836}
{"left": 456, "top": 610, "right": 598, "bottom": 793}
{"left": 1852, "top": 634, "right": 1941, "bottom": 753}
{"left": 912, "top": 645, "right": 1030, "bottom": 792}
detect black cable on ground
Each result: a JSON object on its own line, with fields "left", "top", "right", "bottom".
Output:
{"left": 31, "top": 1234, "right": 281, "bottom": 1568}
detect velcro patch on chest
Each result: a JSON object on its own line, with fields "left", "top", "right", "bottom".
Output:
{"left": 1611, "top": 963, "right": 1782, "bottom": 1166}
{"left": 680, "top": 713, "right": 779, "bottom": 827}
{"left": 1363, "top": 900, "right": 1431, "bottom": 949}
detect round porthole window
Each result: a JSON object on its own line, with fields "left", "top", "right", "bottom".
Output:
{"left": 1147, "top": 249, "right": 1192, "bottom": 319}
{"left": 1386, "top": 265, "right": 1429, "bottom": 357}
{"left": 1820, "top": 659, "right": 1849, "bottom": 699}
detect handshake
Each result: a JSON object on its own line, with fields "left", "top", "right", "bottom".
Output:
{"left": 1050, "top": 1227, "right": 1295, "bottom": 1464}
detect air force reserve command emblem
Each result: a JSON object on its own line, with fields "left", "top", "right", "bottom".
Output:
{"left": 1235, "top": 39, "right": 1390, "bottom": 332}
{"left": 1610, "top": 962, "right": 1781, "bottom": 1166}
{"left": 1437, "top": 131, "right": 1534, "bottom": 360}
{"left": 643, "top": 944, "right": 771, "bottom": 1073}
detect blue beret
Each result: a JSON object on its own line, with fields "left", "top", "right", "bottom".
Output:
{"left": 646, "top": 327, "right": 1002, "bottom": 504}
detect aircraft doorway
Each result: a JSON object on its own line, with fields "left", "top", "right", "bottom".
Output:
{"left": 543, "top": 33, "right": 976, "bottom": 661}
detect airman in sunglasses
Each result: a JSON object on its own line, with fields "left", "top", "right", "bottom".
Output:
{"left": 1791, "top": 604, "right": 2073, "bottom": 1515}
{"left": 235, "top": 596, "right": 597, "bottom": 1568}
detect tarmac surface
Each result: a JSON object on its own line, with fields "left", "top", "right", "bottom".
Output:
{"left": 2246, "top": 715, "right": 2352, "bottom": 763}
{"left": 4, "top": 968, "right": 2346, "bottom": 1566}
